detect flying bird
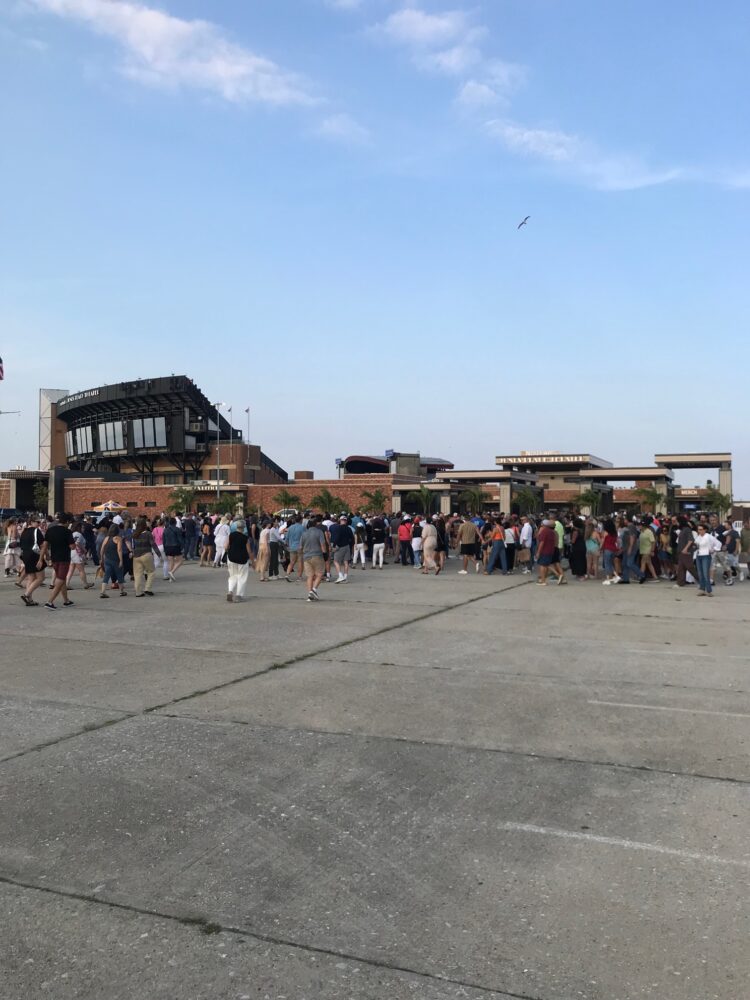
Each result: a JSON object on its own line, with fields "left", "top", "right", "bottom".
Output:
{"left": 517, "top": 216, "right": 530, "bottom": 229}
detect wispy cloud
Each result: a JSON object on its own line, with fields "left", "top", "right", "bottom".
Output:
{"left": 325, "top": 0, "right": 363, "bottom": 9}
{"left": 486, "top": 119, "right": 683, "bottom": 191}
{"left": 30, "top": 0, "right": 315, "bottom": 106}
{"left": 316, "top": 112, "right": 371, "bottom": 145}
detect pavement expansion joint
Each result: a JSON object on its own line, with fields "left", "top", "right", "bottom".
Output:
{"left": 153, "top": 711, "right": 750, "bottom": 787}
{"left": 0, "top": 578, "right": 532, "bottom": 767}
{"left": 0, "top": 873, "right": 544, "bottom": 1000}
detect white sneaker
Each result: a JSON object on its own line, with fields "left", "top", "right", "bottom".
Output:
{"left": 475, "top": 562, "right": 481, "bottom": 574}
{"left": 611, "top": 574, "right": 621, "bottom": 584}
{"left": 334, "top": 574, "right": 344, "bottom": 584}
{"left": 602, "top": 579, "right": 611, "bottom": 585}
{"left": 458, "top": 569, "right": 468, "bottom": 575}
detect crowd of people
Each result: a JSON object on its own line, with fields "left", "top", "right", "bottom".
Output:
{"left": 3, "top": 507, "right": 747, "bottom": 607}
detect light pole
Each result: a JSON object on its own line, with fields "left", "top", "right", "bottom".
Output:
{"left": 213, "top": 402, "right": 225, "bottom": 503}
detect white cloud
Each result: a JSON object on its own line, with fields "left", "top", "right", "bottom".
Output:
{"left": 30, "top": 0, "right": 315, "bottom": 106}
{"left": 486, "top": 118, "right": 683, "bottom": 190}
{"left": 377, "top": 8, "right": 469, "bottom": 48}
{"left": 416, "top": 41, "right": 481, "bottom": 76}
{"left": 456, "top": 79, "right": 502, "bottom": 108}
{"left": 316, "top": 113, "right": 371, "bottom": 144}
{"left": 325, "top": 0, "right": 363, "bottom": 9}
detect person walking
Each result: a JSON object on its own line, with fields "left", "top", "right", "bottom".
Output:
{"left": 19, "top": 515, "right": 46, "bottom": 606}
{"left": 421, "top": 517, "right": 439, "bottom": 574}
{"left": 411, "top": 517, "right": 423, "bottom": 569}
{"left": 694, "top": 523, "right": 717, "bottom": 596}
{"left": 370, "top": 514, "right": 387, "bottom": 569}
{"left": 226, "top": 518, "right": 253, "bottom": 602}
{"left": 3, "top": 517, "right": 21, "bottom": 577}
{"left": 162, "top": 517, "right": 184, "bottom": 580}
{"left": 199, "top": 517, "right": 215, "bottom": 567}
{"left": 301, "top": 515, "right": 327, "bottom": 602}
{"left": 40, "top": 513, "right": 76, "bottom": 609}
{"left": 256, "top": 521, "right": 271, "bottom": 582}
{"left": 268, "top": 517, "right": 282, "bottom": 580}
{"left": 674, "top": 517, "right": 698, "bottom": 588}
{"left": 330, "top": 514, "right": 354, "bottom": 583}
{"left": 397, "top": 517, "right": 414, "bottom": 567}
{"left": 213, "top": 516, "right": 230, "bottom": 568}
{"left": 132, "top": 517, "right": 160, "bottom": 597}
{"left": 600, "top": 519, "right": 620, "bottom": 585}
{"left": 638, "top": 518, "right": 659, "bottom": 581}
{"left": 535, "top": 519, "right": 566, "bottom": 586}
{"left": 352, "top": 522, "right": 368, "bottom": 569}
{"left": 518, "top": 515, "right": 534, "bottom": 574}
{"left": 152, "top": 518, "right": 170, "bottom": 581}
{"left": 456, "top": 516, "right": 481, "bottom": 574}
{"left": 99, "top": 525, "right": 127, "bottom": 598}
{"left": 484, "top": 518, "right": 507, "bottom": 576}
{"left": 66, "top": 522, "right": 95, "bottom": 590}
{"left": 618, "top": 517, "right": 645, "bottom": 584}
{"left": 569, "top": 518, "right": 588, "bottom": 580}
{"left": 283, "top": 514, "right": 305, "bottom": 582}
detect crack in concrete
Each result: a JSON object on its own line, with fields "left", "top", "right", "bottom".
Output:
{"left": 154, "top": 711, "right": 750, "bottom": 787}
{"left": 0, "top": 874, "right": 542, "bottom": 1000}
{"left": 0, "top": 580, "right": 531, "bottom": 764}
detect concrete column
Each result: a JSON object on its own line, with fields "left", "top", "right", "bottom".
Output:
{"left": 391, "top": 492, "right": 401, "bottom": 514}
{"left": 719, "top": 464, "right": 733, "bottom": 497}
{"left": 498, "top": 484, "right": 511, "bottom": 512}
{"left": 440, "top": 491, "right": 451, "bottom": 515}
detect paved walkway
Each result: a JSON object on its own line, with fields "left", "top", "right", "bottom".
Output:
{"left": 1, "top": 563, "right": 748, "bottom": 999}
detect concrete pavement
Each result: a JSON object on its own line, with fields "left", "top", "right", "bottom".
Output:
{"left": 1, "top": 560, "right": 748, "bottom": 999}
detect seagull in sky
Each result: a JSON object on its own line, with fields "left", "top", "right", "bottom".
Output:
{"left": 517, "top": 216, "right": 530, "bottom": 230}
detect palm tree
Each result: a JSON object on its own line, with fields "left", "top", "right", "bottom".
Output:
{"left": 405, "top": 485, "right": 435, "bottom": 516}
{"left": 577, "top": 488, "right": 602, "bottom": 516}
{"left": 633, "top": 486, "right": 664, "bottom": 514}
{"left": 513, "top": 485, "right": 538, "bottom": 515}
{"left": 459, "top": 486, "right": 487, "bottom": 515}
{"left": 309, "top": 487, "right": 347, "bottom": 514}
{"left": 361, "top": 488, "right": 389, "bottom": 514}
{"left": 273, "top": 488, "right": 302, "bottom": 511}
{"left": 703, "top": 485, "right": 732, "bottom": 517}
{"left": 168, "top": 486, "right": 197, "bottom": 513}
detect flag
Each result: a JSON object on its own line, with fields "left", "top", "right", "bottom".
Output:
{"left": 0, "top": 357, "right": 4, "bottom": 380}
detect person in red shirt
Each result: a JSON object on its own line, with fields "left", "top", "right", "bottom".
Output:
{"left": 536, "top": 519, "right": 566, "bottom": 586}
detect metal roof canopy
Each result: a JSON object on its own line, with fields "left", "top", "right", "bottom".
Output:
{"left": 654, "top": 452, "right": 731, "bottom": 468}
{"left": 434, "top": 469, "right": 538, "bottom": 483}
{"left": 577, "top": 467, "right": 674, "bottom": 482}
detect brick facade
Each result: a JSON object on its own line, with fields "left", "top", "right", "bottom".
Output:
{"left": 0, "top": 480, "right": 10, "bottom": 508}
{"left": 59, "top": 474, "right": 401, "bottom": 516}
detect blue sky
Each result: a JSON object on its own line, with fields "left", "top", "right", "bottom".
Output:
{"left": 1, "top": 1, "right": 749, "bottom": 490}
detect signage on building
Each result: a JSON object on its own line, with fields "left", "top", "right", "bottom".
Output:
{"left": 61, "top": 389, "right": 100, "bottom": 405}
{"left": 497, "top": 454, "right": 588, "bottom": 464}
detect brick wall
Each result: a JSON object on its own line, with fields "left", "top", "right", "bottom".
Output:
{"left": 60, "top": 474, "right": 399, "bottom": 516}
{"left": 248, "top": 475, "right": 397, "bottom": 514}
{"left": 543, "top": 490, "right": 580, "bottom": 504}
{"left": 0, "top": 479, "right": 10, "bottom": 508}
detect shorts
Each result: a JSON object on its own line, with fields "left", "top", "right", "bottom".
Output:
{"left": 164, "top": 545, "right": 182, "bottom": 557}
{"left": 537, "top": 553, "right": 555, "bottom": 566}
{"left": 334, "top": 546, "right": 351, "bottom": 564}
{"left": 460, "top": 543, "right": 476, "bottom": 556}
{"left": 287, "top": 550, "right": 302, "bottom": 568}
{"left": 22, "top": 552, "right": 41, "bottom": 574}
{"left": 304, "top": 555, "right": 325, "bottom": 576}
{"left": 51, "top": 561, "right": 70, "bottom": 581}
{"left": 103, "top": 561, "right": 124, "bottom": 585}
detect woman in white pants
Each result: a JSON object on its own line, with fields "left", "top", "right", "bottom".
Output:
{"left": 352, "top": 523, "right": 367, "bottom": 569}
{"left": 213, "top": 516, "right": 231, "bottom": 567}
{"left": 226, "top": 519, "right": 253, "bottom": 603}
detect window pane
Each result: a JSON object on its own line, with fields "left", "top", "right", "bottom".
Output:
{"left": 132, "top": 419, "right": 143, "bottom": 449}
{"left": 85, "top": 426, "right": 93, "bottom": 453}
{"left": 65, "top": 431, "right": 74, "bottom": 456}
{"left": 114, "top": 422, "right": 124, "bottom": 449}
{"left": 154, "top": 417, "right": 167, "bottom": 448}
{"left": 105, "top": 423, "right": 114, "bottom": 450}
{"left": 76, "top": 428, "right": 85, "bottom": 453}
{"left": 143, "top": 418, "right": 155, "bottom": 448}
{"left": 98, "top": 424, "right": 107, "bottom": 451}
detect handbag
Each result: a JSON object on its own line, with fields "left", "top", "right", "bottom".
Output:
{"left": 517, "top": 547, "right": 531, "bottom": 564}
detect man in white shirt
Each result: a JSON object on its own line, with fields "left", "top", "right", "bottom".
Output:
{"left": 519, "top": 515, "right": 534, "bottom": 574}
